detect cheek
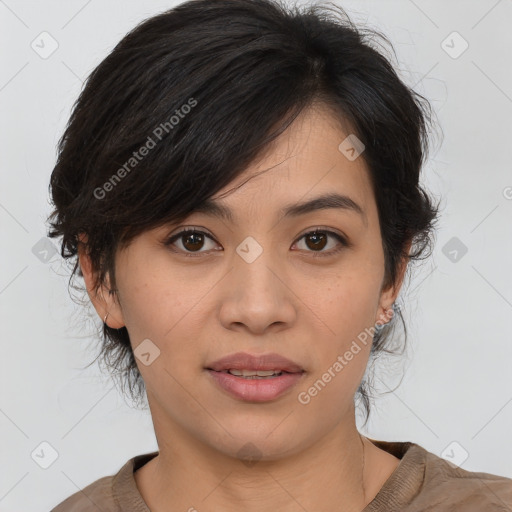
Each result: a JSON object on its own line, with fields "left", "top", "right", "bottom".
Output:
{"left": 116, "top": 252, "right": 196, "bottom": 334}
{"left": 316, "top": 260, "right": 383, "bottom": 339}
{"left": 301, "top": 256, "right": 383, "bottom": 394}
{"left": 116, "top": 255, "right": 214, "bottom": 375}
{"left": 293, "top": 323, "right": 372, "bottom": 437}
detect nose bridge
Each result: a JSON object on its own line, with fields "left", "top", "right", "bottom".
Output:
{"left": 234, "top": 233, "right": 282, "bottom": 298}
{"left": 219, "top": 233, "right": 295, "bottom": 332}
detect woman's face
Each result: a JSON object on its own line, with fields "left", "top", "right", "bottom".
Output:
{"left": 82, "top": 104, "right": 404, "bottom": 461}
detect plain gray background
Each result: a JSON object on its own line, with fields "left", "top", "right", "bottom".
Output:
{"left": 1, "top": 0, "right": 511, "bottom": 510}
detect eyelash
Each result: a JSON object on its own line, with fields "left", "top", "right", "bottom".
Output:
{"left": 163, "top": 227, "right": 349, "bottom": 258}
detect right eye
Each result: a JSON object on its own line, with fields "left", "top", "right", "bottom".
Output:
{"left": 163, "top": 228, "right": 221, "bottom": 257}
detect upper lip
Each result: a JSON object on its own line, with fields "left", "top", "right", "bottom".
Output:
{"left": 206, "top": 352, "right": 304, "bottom": 373}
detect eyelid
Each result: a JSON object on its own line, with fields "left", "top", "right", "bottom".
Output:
{"left": 292, "top": 227, "right": 351, "bottom": 257}
{"left": 167, "top": 225, "right": 214, "bottom": 238}
{"left": 163, "top": 225, "right": 351, "bottom": 256}
{"left": 163, "top": 227, "right": 218, "bottom": 257}
{"left": 295, "top": 226, "right": 349, "bottom": 244}
{"left": 165, "top": 225, "right": 348, "bottom": 242}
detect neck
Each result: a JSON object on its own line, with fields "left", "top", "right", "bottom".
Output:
{"left": 135, "top": 410, "right": 373, "bottom": 512}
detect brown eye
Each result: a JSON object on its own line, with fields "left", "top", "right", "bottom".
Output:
{"left": 294, "top": 229, "right": 348, "bottom": 257}
{"left": 182, "top": 231, "right": 205, "bottom": 251}
{"left": 164, "top": 227, "right": 348, "bottom": 258}
{"left": 304, "top": 232, "right": 328, "bottom": 251}
{"left": 164, "top": 228, "right": 218, "bottom": 256}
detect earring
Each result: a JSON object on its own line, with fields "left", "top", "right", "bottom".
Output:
{"left": 103, "top": 288, "right": 116, "bottom": 324}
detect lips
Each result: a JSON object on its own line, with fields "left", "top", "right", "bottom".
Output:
{"left": 207, "top": 369, "right": 304, "bottom": 401}
{"left": 206, "top": 352, "right": 304, "bottom": 374}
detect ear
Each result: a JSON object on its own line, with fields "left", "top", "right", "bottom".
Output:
{"left": 77, "top": 233, "right": 125, "bottom": 329}
{"left": 375, "top": 240, "right": 412, "bottom": 326}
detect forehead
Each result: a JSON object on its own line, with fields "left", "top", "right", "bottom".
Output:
{"left": 205, "top": 104, "right": 375, "bottom": 227}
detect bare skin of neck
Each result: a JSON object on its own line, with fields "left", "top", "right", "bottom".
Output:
{"left": 134, "top": 432, "right": 400, "bottom": 512}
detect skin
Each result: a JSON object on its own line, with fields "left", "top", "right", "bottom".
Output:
{"left": 79, "top": 103, "right": 410, "bottom": 512}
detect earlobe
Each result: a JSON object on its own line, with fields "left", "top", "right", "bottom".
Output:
{"left": 98, "top": 288, "right": 125, "bottom": 329}
{"left": 77, "top": 232, "right": 125, "bottom": 329}
{"left": 376, "top": 279, "right": 402, "bottom": 326}
{"left": 375, "top": 301, "right": 395, "bottom": 327}
{"left": 375, "top": 244, "right": 410, "bottom": 326}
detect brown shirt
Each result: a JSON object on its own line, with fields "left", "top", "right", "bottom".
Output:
{"left": 50, "top": 439, "right": 512, "bottom": 511}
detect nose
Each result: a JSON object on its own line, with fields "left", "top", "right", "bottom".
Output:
{"left": 218, "top": 242, "right": 297, "bottom": 335}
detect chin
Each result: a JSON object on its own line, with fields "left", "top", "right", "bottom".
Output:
{"left": 203, "top": 427, "right": 309, "bottom": 464}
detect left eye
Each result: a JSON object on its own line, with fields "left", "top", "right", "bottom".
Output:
{"left": 293, "top": 229, "right": 347, "bottom": 256}
{"left": 163, "top": 228, "right": 348, "bottom": 257}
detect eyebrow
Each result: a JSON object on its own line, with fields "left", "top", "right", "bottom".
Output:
{"left": 194, "top": 192, "right": 366, "bottom": 225}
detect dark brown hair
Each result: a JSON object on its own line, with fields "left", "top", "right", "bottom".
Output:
{"left": 47, "top": 0, "right": 441, "bottom": 426}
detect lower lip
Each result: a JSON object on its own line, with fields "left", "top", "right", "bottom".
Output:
{"left": 206, "top": 370, "right": 304, "bottom": 402}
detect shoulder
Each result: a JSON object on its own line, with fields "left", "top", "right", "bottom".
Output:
{"left": 49, "top": 451, "right": 157, "bottom": 512}
{"left": 50, "top": 475, "right": 117, "bottom": 512}
{"left": 412, "top": 443, "right": 512, "bottom": 510}
{"left": 367, "top": 439, "right": 512, "bottom": 511}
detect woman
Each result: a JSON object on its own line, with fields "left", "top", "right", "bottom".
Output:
{"left": 48, "top": 0, "right": 512, "bottom": 510}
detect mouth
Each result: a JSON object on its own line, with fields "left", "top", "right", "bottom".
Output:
{"left": 205, "top": 352, "right": 305, "bottom": 401}
{"left": 209, "top": 369, "right": 296, "bottom": 379}
{"left": 205, "top": 368, "right": 305, "bottom": 402}
{"left": 206, "top": 351, "right": 304, "bottom": 373}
